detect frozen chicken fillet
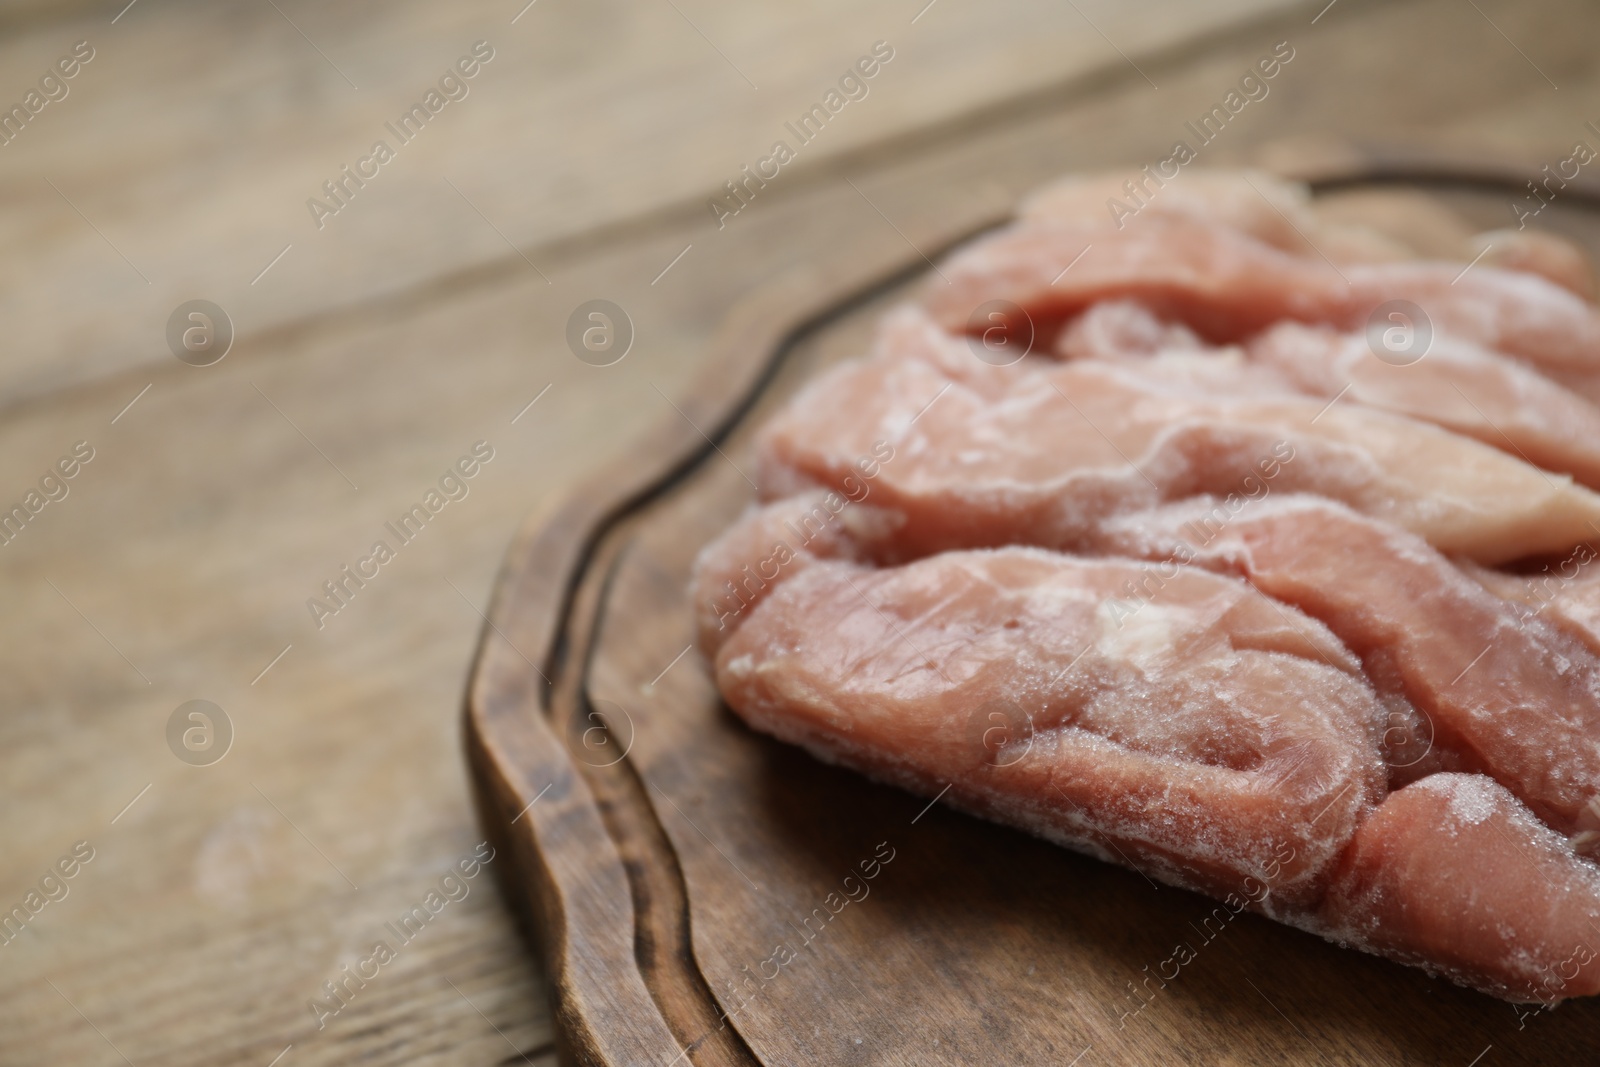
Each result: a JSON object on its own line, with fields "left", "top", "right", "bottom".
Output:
{"left": 696, "top": 510, "right": 1600, "bottom": 998}
{"left": 1462, "top": 551, "right": 1600, "bottom": 659}
{"left": 1344, "top": 261, "right": 1600, "bottom": 402}
{"left": 1013, "top": 168, "right": 1591, "bottom": 275}
{"left": 1244, "top": 321, "right": 1600, "bottom": 488}
{"left": 1056, "top": 299, "right": 1209, "bottom": 362}
{"left": 757, "top": 320, "right": 1600, "bottom": 564}
{"left": 712, "top": 545, "right": 1386, "bottom": 908}
{"left": 1051, "top": 299, "right": 1296, "bottom": 398}
{"left": 692, "top": 494, "right": 853, "bottom": 656}
{"left": 1467, "top": 228, "right": 1598, "bottom": 301}
{"left": 705, "top": 485, "right": 1600, "bottom": 834}
{"left": 927, "top": 212, "right": 1600, "bottom": 400}
{"left": 1019, "top": 169, "right": 1323, "bottom": 257}
{"left": 1057, "top": 301, "right": 1600, "bottom": 489}
{"left": 693, "top": 490, "right": 903, "bottom": 656}
{"left": 872, "top": 304, "right": 1036, "bottom": 400}
{"left": 1317, "top": 774, "right": 1600, "bottom": 1002}
{"left": 693, "top": 168, "right": 1600, "bottom": 1003}
{"left": 1090, "top": 495, "right": 1600, "bottom": 832}
{"left": 924, "top": 214, "right": 1353, "bottom": 342}
{"left": 1018, "top": 168, "right": 1444, "bottom": 267}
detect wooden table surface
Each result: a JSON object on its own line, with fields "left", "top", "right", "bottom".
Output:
{"left": 1, "top": 0, "right": 1595, "bottom": 1063}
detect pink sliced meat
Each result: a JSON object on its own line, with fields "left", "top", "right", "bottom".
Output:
{"left": 693, "top": 491, "right": 890, "bottom": 655}
{"left": 1055, "top": 299, "right": 1209, "bottom": 362}
{"left": 1054, "top": 303, "right": 1600, "bottom": 487}
{"left": 710, "top": 542, "right": 1386, "bottom": 910}
{"left": 1463, "top": 549, "right": 1600, "bottom": 658}
{"left": 925, "top": 216, "right": 1600, "bottom": 400}
{"left": 1345, "top": 262, "right": 1600, "bottom": 402}
{"left": 1468, "top": 228, "right": 1597, "bottom": 301}
{"left": 1091, "top": 495, "right": 1600, "bottom": 834}
{"left": 1318, "top": 773, "right": 1600, "bottom": 1003}
{"left": 757, "top": 316, "right": 1600, "bottom": 563}
{"left": 923, "top": 215, "right": 1351, "bottom": 343}
{"left": 1019, "top": 169, "right": 1321, "bottom": 256}
{"left": 1246, "top": 320, "right": 1600, "bottom": 487}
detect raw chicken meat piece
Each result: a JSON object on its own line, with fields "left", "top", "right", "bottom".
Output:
{"left": 1055, "top": 302, "right": 1600, "bottom": 488}
{"left": 693, "top": 491, "right": 892, "bottom": 656}
{"left": 1344, "top": 262, "right": 1600, "bottom": 402}
{"left": 923, "top": 215, "right": 1350, "bottom": 343}
{"left": 710, "top": 542, "right": 1386, "bottom": 910}
{"left": 894, "top": 301, "right": 1287, "bottom": 402}
{"left": 1463, "top": 549, "right": 1600, "bottom": 658}
{"left": 757, "top": 310, "right": 1600, "bottom": 563}
{"left": 1317, "top": 773, "right": 1600, "bottom": 1003}
{"left": 1090, "top": 495, "right": 1600, "bottom": 833}
{"left": 703, "top": 482, "right": 1600, "bottom": 835}
{"left": 1055, "top": 298, "right": 1209, "bottom": 361}
{"left": 1020, "top": 169, "right": 1476, "bottom": 268}
{"left": 926, "top": 215, "right": 1600, "bottom": 400}
{"left": 1020, "top": 169, "right": 1322, "bottom": 256}
{"left": 694, "top": 510, "right": 1600, "bottom": 1000}
{"left": 1468, "top": 228, "right": 1597, "bottom": 300}
{"left": 1246, "top": 320, "right": 1600, "bottom": 488}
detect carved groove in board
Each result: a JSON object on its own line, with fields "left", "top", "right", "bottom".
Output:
{"left": 465, "top": 211, "right": 1012, "bottom": 1065}
{"left": 551, "top": 536, "right": 760, "bottom": 1065}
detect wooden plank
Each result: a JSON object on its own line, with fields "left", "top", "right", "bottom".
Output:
{"left": 0, "top": 0, "right": 1296, "bottom": 404}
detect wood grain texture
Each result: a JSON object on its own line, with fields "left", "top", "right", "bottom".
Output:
{"left": 4, "top": 0, "right": 1600, "bottom": 1063}
{"left": 476, "top": 169, "right": 1600, "bottom": 1065}
{"left": 0, "top": 0, "right": 1296, "bottom": 406}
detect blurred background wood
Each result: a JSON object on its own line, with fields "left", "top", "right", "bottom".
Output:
{"left": 1, "top": 0, "right": 1596, "bottom": 1063}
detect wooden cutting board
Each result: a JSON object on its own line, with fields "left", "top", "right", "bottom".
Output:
{"left": 464, "top": 162, "right": 1600, "bottom": 1067}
